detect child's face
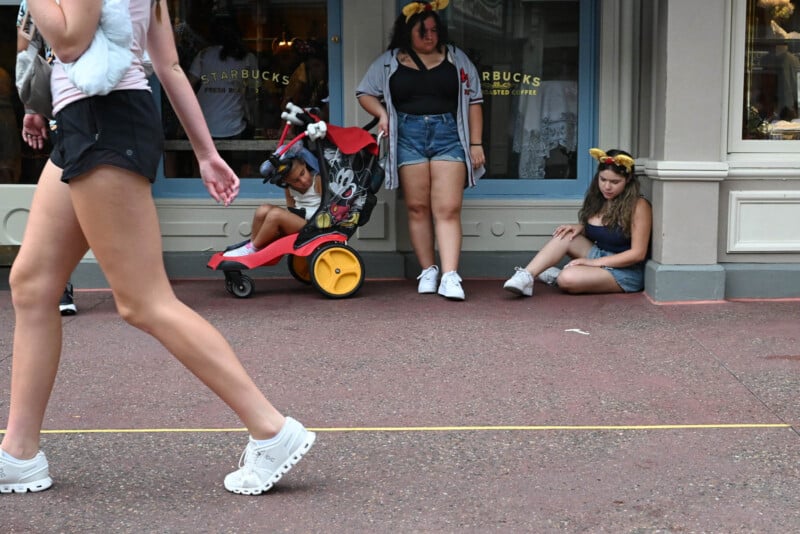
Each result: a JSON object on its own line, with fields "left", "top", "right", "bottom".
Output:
{"left": 284, "top": 160, "right": 314, "bottom": 193}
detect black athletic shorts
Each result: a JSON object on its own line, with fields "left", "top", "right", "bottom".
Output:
{"left": 51, "top": 90, "right": 165, "bottom": 183}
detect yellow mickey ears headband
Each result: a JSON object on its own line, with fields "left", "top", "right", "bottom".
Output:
{"left": 589, "top": 148, "right": 635, "bottom": 174}
{"left": 402, "top": 0, "right": 450, "bottom": 22}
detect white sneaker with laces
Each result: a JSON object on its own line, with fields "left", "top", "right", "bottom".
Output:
{"left": 223, "top": 241, "right": 259, "bottom": 257}
{"left": 438, "top": 271, "right": 465, "bottom": 300}
{"left": 417, "top": 265, "right": 439, "bottom": 294}
{"left": 224, "top": 417, "right": 316, "bottom": 495}
{"left": 0, "top": 450, "right": 53, "bottom": 493}
{"left": 538, "top": 267, "right": 562, "bottom": 287}
{"left": 503, "top": 267, "right": 534, "bottom": 297}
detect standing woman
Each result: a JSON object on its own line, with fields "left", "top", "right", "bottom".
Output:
{"left": 356, "top": 0, "right": 486, "bottom": 300}
{"left": 0, "top": 0, "right": 314, "bottom": 495}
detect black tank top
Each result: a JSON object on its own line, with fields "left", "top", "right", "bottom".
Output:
{"left": 389, "top": 60, "right": 459, "bottom": 116}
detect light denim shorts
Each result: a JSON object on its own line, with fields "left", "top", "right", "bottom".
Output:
{"left": 396, "top": 112, "right": 466, "bottom": 167}
{"left": 588, "top": 245, "right": 645, "bottom": 293}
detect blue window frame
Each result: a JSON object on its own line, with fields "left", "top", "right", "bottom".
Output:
{"left": 152, "top": 0, "right": 596, "bottom": 200}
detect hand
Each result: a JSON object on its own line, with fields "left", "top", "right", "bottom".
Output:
{"left": 470, "top": 145, "right": 485, "bottom": 169}
{"left": 565, "top": 257, "right": 595, "bottom": 268}
{"left": 198, "top": 154, "right": 240, "bottom": 206}
{"left": 21, "top": 113, "right": 49, "bottom": 150}
{"left": 552, "top": 224, "right": 583, "bottom": 240}
{"left": 377, "top": 116, "right": 389, "bottom": 139}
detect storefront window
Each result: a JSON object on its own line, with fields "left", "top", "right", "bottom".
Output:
{"left": 743, "top": 0, "right": 800, "bottom": 140}
{"left": 447, "top": 0, "right": 580, "bottom": 179}
{"left": 163, "top": 0, "right": 328, "bottom": 178}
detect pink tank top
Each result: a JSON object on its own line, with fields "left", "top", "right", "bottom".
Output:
{"left": 50, "top": 0, "right": 152, "bottom": 115}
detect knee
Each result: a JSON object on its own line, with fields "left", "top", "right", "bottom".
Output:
{"left": 113, "top": 293, "right": 168, "bottom": 333}
{"left": 433, "top": 203, "right": 461, "bottom": 223}
{"left": 9, "top": 262, "right": 62, "bottom": 310}
{"left": 263, "top": 207, "right": 283, "bottom": 223}
{"left": 256, "top": 204, "right": 274, "bottom": 217}
{"left": 554, "top": 269, "right": 580, "bottom": 293}
{"left": 405, "top": 201, "right": 430, "bottom": 219}
{"left": 114, "top": 299, "right": 149, "bottom": 331}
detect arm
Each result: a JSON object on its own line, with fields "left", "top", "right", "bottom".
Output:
{"left": 567, "top": 199, "right": 652, "bottom": 269}
{"left": 147, "top": 1, "right": 238, "bottom": 206}
{"left": 17, "top": 11, "right": 49, "bottom": 147}
{"left": 284, "top": 188, "right": 295, "bottom": 208}
{"left": 26, "top": 0, "right": 101, "bottom": 63}
{"left": 357, "top": 94, "right": 389, "bottom": 137}
{"left": 468, "top": 103, "right": 485, "bottom": 169}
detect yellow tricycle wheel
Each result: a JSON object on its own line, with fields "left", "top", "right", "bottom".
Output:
{"left": 287, "top": 254, "right": 312, "bottom": 284}
{"left": 310, "top": 243, "right": 365, "bottom": 298}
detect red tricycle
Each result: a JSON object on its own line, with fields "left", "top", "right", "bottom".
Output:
{"left": 207, "top": 103, "right": 384, "bottom": 299}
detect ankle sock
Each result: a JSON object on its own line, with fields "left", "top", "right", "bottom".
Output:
{"left": 1, "top": 448, "right": 25, "bottom": 463}
{"left": 250, "top": 422, "right": 287, "bottom": 447}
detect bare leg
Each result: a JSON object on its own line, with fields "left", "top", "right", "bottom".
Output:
{"left": 557, "top": 266, "right": 623, "bottom": 294}
{"left": 522, "top": 234, "right": 621, "bottom": 293}
{"left": 429, "top": 161, "right": 465, "bottom": 273}
{"left": 249, "top": 204, "right": 274, "bottom": 243}
{"left": 2, "top": 162, "right": 88, "bottom": 459}
{"left": 399, "top": 163, "right": 436, "bottom": 269}
{"left": 523, "top": 234, "right": 593, "bottom": 277}
{"left": 68, "top": 166, "right": 284, "bottom": 439}
{"left": 251, "top": 206, "right": 306, "bottom": 249}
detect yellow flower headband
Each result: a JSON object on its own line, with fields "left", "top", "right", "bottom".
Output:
{"left": 589, "top": 148, "right": 635, "bottom": 174}
{"left": 402, "top": 0, "right": 450, "bottom": 22}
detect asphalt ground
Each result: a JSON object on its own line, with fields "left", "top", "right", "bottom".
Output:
{"left": 1, "top": 276, "right": 799, "bottom": 533}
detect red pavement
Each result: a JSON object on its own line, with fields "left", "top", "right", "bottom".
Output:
{"left": 2, "top": 278, "right": 799, "bottom": 532}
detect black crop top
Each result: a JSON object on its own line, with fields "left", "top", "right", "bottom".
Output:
{"left": 584, "top": 223, "right": 631, "bottom": 254}
{"left": 389, "top": 60, "right": 459, "bottom": 115}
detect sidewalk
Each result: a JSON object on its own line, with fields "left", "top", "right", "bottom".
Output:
{"left": 2, "top": 277, "right": 799, "bottom": 532}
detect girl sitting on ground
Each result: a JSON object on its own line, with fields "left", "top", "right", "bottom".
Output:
{"left": 224, "top": 146, "right": 322, "bottom": 257}
{"left": 503, "top": 148, "right": 652, "bottom": 297}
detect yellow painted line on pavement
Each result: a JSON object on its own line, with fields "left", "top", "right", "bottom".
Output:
{"left": 0, "top": 423, "right": 792, "bottom": 435}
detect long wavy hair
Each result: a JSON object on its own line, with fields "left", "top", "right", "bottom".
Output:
{"left": 387, "top": 9, "right": 449, "bottom": 53}
{"left": 578, "top": 149, "right": 640, "bottom": 236}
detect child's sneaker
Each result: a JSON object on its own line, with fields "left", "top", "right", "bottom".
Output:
{"left": 223, "top": 241, "right": 259, "bottom": 257}
{"left": 503, "top": 267, "right": 534, "bottom": 297}
{"left": 0, "top": 450, "right": 53, "bottom": 493}
{"left": 417, "top": 265, "right": 439, "bottom": 294}
{"left": 224, "top": 417, "right": 316, "bottom": 495}
{"left": 438, "top": 271, "right": 465, "bottom": 300}
{"left": 537, "top": 267, "right": 562, "bottom": 287}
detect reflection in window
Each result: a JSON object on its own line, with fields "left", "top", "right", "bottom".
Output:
{"left": 162, "top": 0, "right": 327, "bottom": 178}
{"left": 448, "top": 0, "right": 579, "bottom": 179}
{"left": 744, "top": 0, "right": 800, "bottom": 139}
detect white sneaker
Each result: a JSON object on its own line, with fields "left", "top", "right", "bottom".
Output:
{"left": 223, "top": 241, "right": 259, "bottom": 257}
{"left": 538, "top": 267, "right": 561, "bottom": 287}
{"left": 503, "top": 267, "right": 534, "bottom": 297}
{"left": 0, "top": 450, "right": 53, "bottom": 493}
{"left": 224, "top": 417, "right": 316, "bottom": 495}
{"left": 417, "top": 265, "right": 439, "bottom": 294}
{"left": 438, "top": 271, "right": 465, "bottom": 300}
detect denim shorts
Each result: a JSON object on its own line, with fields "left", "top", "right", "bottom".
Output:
{"left": 588, "top": 245, "right": 645, "bottom": 293}
{"left": 52, "top": 90, "right": 164, "bottom": 183}
{"left": 396, "top": 112, "right": 465, "bottom": 167}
